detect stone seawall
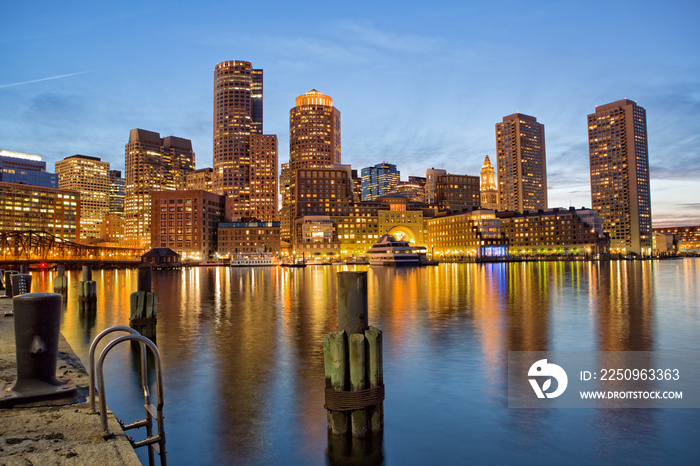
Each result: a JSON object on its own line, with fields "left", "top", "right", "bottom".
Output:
{"left": 0, "top": 298, "right": 141, "bottom": 465}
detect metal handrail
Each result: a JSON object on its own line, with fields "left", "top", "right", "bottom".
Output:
{"left": 88, "top": 326, "right": 143, "bottom": 414}
{"left": 89, "top": 328, "right": 166, "bottom": 466}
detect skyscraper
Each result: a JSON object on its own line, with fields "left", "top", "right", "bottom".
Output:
{"left": 480, "top": 155, "right": 498, "bottom": 211}
{"left": 55, "top": 154, "right": 110, "bottom": 242}
{"left": 588, "top": 99, "right": 652, "bottom": 254}
{"left": 425, "top": 168, "right": 446, "bottom": 205}
{"left": 213, "top": 60, "right": 277, "bottom": 221}
{"left": 0, "top": 150, "right": 58, "bottom": 188}
{"left": 361, "top": 163, "right": 400, "bottom": 201}
{"left": 281, "top": 89, "right": 340, "bottom": 243}
{"left": 495, "top": 113, "right": 547, "bottom": 213}
{"left": 124, "top": 129, "right": 195, "bottom": 246}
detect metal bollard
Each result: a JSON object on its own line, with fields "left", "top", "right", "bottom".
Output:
{"left": 11, "top": 273, "right": 32, "bottom": 297}
{"left": 0, "top": 293, "right": 77, "bottom": 407}
{"left": 4, "top": 271, "right": 18, "bottom": 298}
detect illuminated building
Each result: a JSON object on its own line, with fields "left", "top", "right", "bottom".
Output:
{"left": 480, "top": 155, "right": 498, "bottom": 211}
{"left": 389, "top": 178, "right": 426, "bottom": 203}
{"left": 150, "top": 190, "right": 224, "bottom": 261}
{"left": 337, "top": 203, "right": 382, "bottom": 259}
{"left": 588, "top": 99, "right": 652, "bottom": 255}
{"left": 248, "top": 134, "right": 278, "bottom": 221}
{"left": 361, "top": 163, "right": 400, "bottom": 201}
{"left": 186, "top": 168, "right": 214, "bottom": 192}
{"left": 497, "top": 207, "right": 608, "bottom": 256}
{"left": 213, "top": 60, "right": 278, "bottom": 222}
{"left": 496, "top": 113, "right": 547, "bottom": 213}
{"left": 427, "top": 209, "right": 508, "bottom": 259}
{"left": 377, "top": 207, "right": 425, "bottom": 245}
{"left": 55, "top": 154, "right": 110, "bottom": 242}
{"left": 99, "top": 212, "right": 124, "bottom": 244}
{"left": 218, "top": 221, "right": 280, "bottom": 255}
{"left": 425, "top": 168, "right": 446, "bottom": 204}
{"left": 109, "top": 170, "right": 125, "bottom": 216}
{"left": 294, "top": 216, "right": 339, "bottom": 259}
{"left": 0, "top": 150, "right": 58, "bottom": 188}
{"left": 435, "top": 173, "right": 480, "bottom": 212}
{"left": 124, "top": 129, "right": 195, "bottom": 248}
{"left": 0, "top": 181, "right": 80, "bottom": 242}
{"left": 653, "top": 226, "right": 700, "bottom": 252}
{"left": 282, "top": 90, "right": 341, "bottom": 244}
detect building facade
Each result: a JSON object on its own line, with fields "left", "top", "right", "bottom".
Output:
{"left": 109, "top": 170, "right": 125, "bottom": 217}
{"left": 427, "top": 209, "right": 508, "bottom": 259}
{"left": 213, "top": 60, "right": 278, "bottom": 222}
{"left": 588, "top": 99, "right": 652, "bottom": 255}
{"left": 186, "top": 168, "right": 214, "bottom": 192}
{"left": 480, "top": 155, "right": 499, "bottom": 211}
{"left": 496, "top": 113, "right": 547, "bottom": 213}
{"left": 361, "top": 163, "right": 400, "bottom": 201}
{"left": 55, "top": 154, "right": 110, "bottom": 242}
{"left": 0, "top": 181, "right": 80, "bottom": 242}
{"left": 218, "top": 221, "right": 280, "bottom": 256}
{"left": 150, "top": 190, "right": 225, "bottom": 261}
{"left": 425, "top": 168, "right": 446, "bottom": 205}
{"left": 125, "top": 129, "right": 195, "bottom": 247}
{"left": 653, "top": 226, "right": 700, "bottom": 253}
{"left": 497, "top": 207, "right": 608, "bottom": 256}
{"left": 435, "top": 173, "right": 480, "bottom": 213}
{"left": 0, "top": 150, "right": 58, "bottom": 188}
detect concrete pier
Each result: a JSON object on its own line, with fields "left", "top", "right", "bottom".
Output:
{"left": 0, "top": 299, "right": 140, "bottom": 464}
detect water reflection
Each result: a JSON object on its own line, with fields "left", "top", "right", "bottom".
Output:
{"left": 29, "top": 259, "right": 700, "bottom": 464}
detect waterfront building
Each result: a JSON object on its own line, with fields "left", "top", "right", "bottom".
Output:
{"left": 389, "top": 178, "right": 426, "bottom": 203}
{"left": 652, "top": 231, "right": 677, "bottom": 255}
{"left": 496, "top": 113, "right": 547, "bottom": 213}
{"left": 361, "top": 163, "right": 400, "bottom": 201}
{"left": 427, "top": 209, "right": 508, "bottom": 259}
{"left": 294, "top": 215, "right": 340, "bottom": 260}
{"left": 435, "top": 173, "right": 480, "bottom": 213}
{"left": 480, "top": 155, "right": 499, "bottom": 211}
{"left": 282, "top": 90, "right": 341, "bottom": 244}
{"left": 0, "top": 150, "right": 58, "bottom": 188}
{"left": 100, "top": 212, "right": 125, "bottom": 244}
{"left": 377, "top": 205, "right": 425, "bottom": 246}
{"left": 588, "top": 99, "right": 652, "bottom": 255}
{"left": 109, "top": 170, "right": 125, "bottom": 217}
{"left": 425, "top": 168, "right": 447, "bottom": 205}
{"left": 337, "top": 202, "right": 383, "bottom": 259}
{"left": 652, "top": 226, "right": 700, "bottom": 252}
{"left": 150, "top": 189, "right": 225, "bottom": 261}
{"left": 213, "top": 60, "right": 278, "bottom": 221}
{"left": 0, "top": 181, "right": 80, "bottom": 242}
{"left": 186, "top": 168, "right": 214, "bottom": 192}
{"left": 55, "top": 154, "right": 110, "bottom": 242}
{"left": 497, "top": 207, "right": 608, "bottom": 256}
{"left": 124, "top": 129, "right": 195, "bottom": 248}
{"left": 218, "top": 221, "right": 280, "bottom": 256}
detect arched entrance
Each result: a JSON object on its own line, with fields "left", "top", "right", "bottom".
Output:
{"left": 388, "top": 226, "right": 417, "bottom": 244}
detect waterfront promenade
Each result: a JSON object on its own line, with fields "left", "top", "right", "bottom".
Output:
{"left": 0, "top": 298, "right": 140, "bottom": 465}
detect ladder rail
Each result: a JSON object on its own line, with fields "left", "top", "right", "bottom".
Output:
{"left": 94, "top": 332, "right": 166, "bottom": 466}
{"left": 88, "top": 326, "right": 145, "bottom": 414}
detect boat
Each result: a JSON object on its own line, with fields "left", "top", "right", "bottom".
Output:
{"left": 230, "top": 250, "right": 280, "bottom": 267}
{"left": 367, "top": 234, "right": 421, "bottom": 266}
{"left": 280, "top": 256, "right": 307, "bottom": 268}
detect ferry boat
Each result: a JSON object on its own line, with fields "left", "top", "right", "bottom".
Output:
{"left": 367, "top": 234, "right": 420, "bottom": 266}
{"left": 230, "top": 250, "right": 280, "bottom": 267}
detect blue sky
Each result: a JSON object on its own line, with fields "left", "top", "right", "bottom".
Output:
{"left": 1, "top": 0, "right": 699, "bottom": 226}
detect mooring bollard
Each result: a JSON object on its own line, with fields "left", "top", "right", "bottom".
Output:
{"left": 323, "top": 271, "right": 385, "bottom": 460}
{"left": 3, "top": 270, "right": 18, "bottom": 298}
{"left": 78, "top": 265, "right": 97, "bottom": 312}
{"left": 0, "top": 293, "right": 77, "bottom": 408}
{"left": 53, "top": 264, "right": 68, "bottom": 293}
{"left": 130, "top": 266, "right": 157, "bottom": 341}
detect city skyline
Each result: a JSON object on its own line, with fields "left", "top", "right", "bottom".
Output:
{"left": 1, "top": 1, "right": 699, "bottom": 227}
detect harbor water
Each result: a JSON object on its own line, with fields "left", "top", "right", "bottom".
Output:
{"left": 30, "top": 259, "right": 700, "bottom": 464}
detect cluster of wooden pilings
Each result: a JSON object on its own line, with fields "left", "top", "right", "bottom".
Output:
{"left": 323, "top": 271, "right": 384, "bottom": 463}
{"left": 78, "top": 266, "right": 97, "bottom": 313}
{"left": 129, "top": 266, "right": 157, "bottom": 341}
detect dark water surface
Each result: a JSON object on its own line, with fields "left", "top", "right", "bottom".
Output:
{"left": 33, "top": 259, "right": 700, "bottom": 464}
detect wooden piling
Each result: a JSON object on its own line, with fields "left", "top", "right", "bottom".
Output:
{"left": 53, "top": 265, "right": 68, "bottom": 293}
{"left": 130, "top": 267, "right": 156, "bottom": 340}
{"left": 78, "top": 266, "right": 96, "bottom": 312}
{"left": 323, "top": 270, "right": 384, "bottom": 461}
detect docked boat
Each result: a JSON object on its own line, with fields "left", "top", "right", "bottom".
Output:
{"left": 367, "top": 234, "right": 420, "bottom": 266}
{"left": 231, "top": 250, "right": 280, "bottom": 267}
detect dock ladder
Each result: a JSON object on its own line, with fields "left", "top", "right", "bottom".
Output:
{"left": 88, "top": 326, "right": 166, "bottom": 466}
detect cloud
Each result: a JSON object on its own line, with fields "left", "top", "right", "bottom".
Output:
{"left": 336, "top": 20, "right": 442, "bottom": 54}
{"left": 0, "top": 71, "right": 89, "bottom": 89}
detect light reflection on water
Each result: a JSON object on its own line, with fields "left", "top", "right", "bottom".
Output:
{"left": 34, "top": 259, "right": 700, "bottom": 464}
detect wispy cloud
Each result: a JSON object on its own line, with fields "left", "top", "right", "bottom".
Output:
{"left": 0, "top": 71, "right": 88, "bottom": 89}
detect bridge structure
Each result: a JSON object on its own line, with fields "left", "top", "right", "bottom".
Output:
{"left": 0, "top": 230, "right": 145, "bottom": 267}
